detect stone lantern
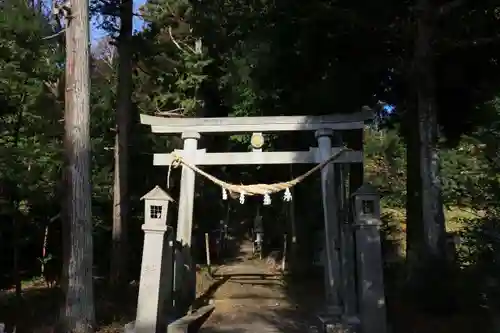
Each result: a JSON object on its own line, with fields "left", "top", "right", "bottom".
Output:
{"left": 129, "top": 186, "right": 175, "bottom": 333}
{"left": 352, "top": 183, "right": 387, "bottom": 333}
{"left": 352, "top": 183, "right": 381, "bottom": 223}
{"left": 141, "top": 185, "right": 174, "bottom": 226}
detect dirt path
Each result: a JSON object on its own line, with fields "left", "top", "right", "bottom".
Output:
{"left": 197, "top": 241, "right": 318, "bottom": 333}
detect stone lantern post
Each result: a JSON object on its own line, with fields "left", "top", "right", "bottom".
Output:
{"left": 352, "top": 184, "right": 387, "bottom": 333}
{"left": 133, "top": 186, "right": 175, "bottom": 333}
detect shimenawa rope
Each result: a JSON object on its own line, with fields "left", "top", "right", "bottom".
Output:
{"left": 167, "top": 148, "right": 350, "bottom": 198}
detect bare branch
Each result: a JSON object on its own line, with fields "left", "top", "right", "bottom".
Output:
{"left": 156, "top": 108, "right": 186, "bottom": 117}
{"left": 135, "top": 63, "right": 152, "bottom": 75}
{"left": 43, "top": 29, "right": 66, "bottom": 40}
{"left": 184, "top": 43, "right": 196, "bottom": 55}
{"left": 168, "top": 26, "right": 197, "bottom": 54}
{"left": 438, "top": 0, "right": 465, "bottom": 16}
{"left": 44, "top": 79, "right": 60, "bottom": 98}
{"left": 159, "top": 107, "right": 184, "bottom": 113}
{"left": 153, "top": 100, "right": 186, "bottom": 117}
{"left": 450, "top": 35, "right": 500, "bottom": 49}
{"left": 168, "top": 26, "right": 186, "bottom": 52}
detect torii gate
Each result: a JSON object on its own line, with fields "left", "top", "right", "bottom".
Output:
{"left": 136, "top": 110, "right": 385, "bottom": 333}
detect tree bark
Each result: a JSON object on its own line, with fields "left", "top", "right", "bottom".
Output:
{"left": 110, "top": 0, "right": 132, "bottom": 291}
{"left": 406, "top": 0, "right": 447, "bottom": 300}
{"left": 59, "top": 0, "right": 96, "bottom": 330}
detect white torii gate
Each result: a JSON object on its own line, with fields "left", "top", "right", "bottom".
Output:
{"left": 138, "top": 110, "right": 372, "bottom": 330}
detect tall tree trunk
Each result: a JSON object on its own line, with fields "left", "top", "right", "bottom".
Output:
{"left": 406, "top": 0, "right": 447, "bottom": 306}
{"left": 59, "top": 0, "right": 95, "bottom": 330}
{"left": 110, "top": 0, "right": 132, "bottom": 291}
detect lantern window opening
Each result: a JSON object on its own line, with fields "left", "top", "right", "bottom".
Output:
{"left": 361, "top": 199, "right": 375, "bottom": 215}
{"left": 150, "top": 205, "right": 163, "bottom": 219}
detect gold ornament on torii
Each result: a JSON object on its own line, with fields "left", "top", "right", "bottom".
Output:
{"left": 250, "top": 132, "right": 264, "bottom": 149}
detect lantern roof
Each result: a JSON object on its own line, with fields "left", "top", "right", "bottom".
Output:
{"left": 141, "top": 185, "right": 174, "bottom": 202}
{"left": 352, "top": 183, "right": 378, "bottom": 197}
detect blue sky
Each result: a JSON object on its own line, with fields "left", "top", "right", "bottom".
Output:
{"left": 90, "top": 0, "right": 146, "bottom": 42}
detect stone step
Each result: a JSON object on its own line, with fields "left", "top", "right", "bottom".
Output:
{"left": 200, "top": 322, "right": 319, "bottom": 333}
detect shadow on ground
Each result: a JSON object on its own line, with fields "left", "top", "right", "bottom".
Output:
{"left": 212, "top": 273, "right": 280, "bottom": 278}
{"left": 200, "top": 328, "right": 248, "bottom": 333}
{"left": 192, "top": 275, "right": 230, "bottom": 310}
{"left": 202, "top": 305, "right": 315, "bottom": 333}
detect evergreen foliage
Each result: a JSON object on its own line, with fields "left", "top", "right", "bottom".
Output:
{"left": 1, "top": 0, "right": 500, "bottom": 330}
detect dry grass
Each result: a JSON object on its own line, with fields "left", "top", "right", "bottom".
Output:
{"left": 382, "top": 206, "right": 483, "bottom": 232}
{"left": 0, "top": 278, "right": 138, "bottom": 333}
{"left": 379, "top": 206, "right": 483, "bottom": 262}
{"left": 0, "top": 268, "right": 238, "bottom": 333}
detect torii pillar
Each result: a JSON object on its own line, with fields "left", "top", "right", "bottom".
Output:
{"left": 316, "top": 128, "right": 343, "bottom": 314}
{"left": 173, "top": 131, "right": 200, "bottom": 315}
